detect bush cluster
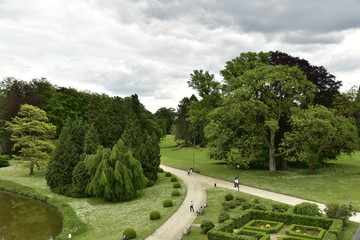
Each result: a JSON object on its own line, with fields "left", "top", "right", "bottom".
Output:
{"left": 272, "top": 203, "right": 289, "bottom": 213}
{"left": 324, "top": 203, "right": 354, "bottom": 223}
{"left": 123, "top": 228, "right": 136, "bottom": 239}
{"left": 171, "top": 190, "right": 180, "bottom": 196}
{"left": 170, "top": 176, "right": 178, "bottom": 182}
{"left": 293, "top": 202, "right": 321, "bottom": 216}
{"left": 163, "top": 199, "right": 173, "bottom": 207}
{"left": 149, "top": 210, "right": 161, "bottom": 220}
{"left": 201, "top": 220, "right": 215, "bottom": 234}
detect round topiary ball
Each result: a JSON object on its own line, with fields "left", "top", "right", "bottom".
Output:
{"left": 163, "top": 199, "right": 173, "bottom": 207}
{"left": 158, "top": 167, "right": 164, "bottom": 173}
{"left": 150, "top": 210, "right": 161, "bottom": 220}
{"left": 170, "top": 176, "right": 178, "bottom": 182}
{"left": 173, "top": 182, "right": 181, "bottom": 188}
{"left": 123, "top": 228, "right": 137, "bottom": 239}
{"left": 171, "top": 190, "right": 180, "bottom": 196}
{"left": 201, "top": 220, "right": 215, "bottom": 234}
{"left": 165, "top": 172, "right": 172, "bottom": 177}
{"left": 224, "top": 193, "right": 234, "bottom": 201}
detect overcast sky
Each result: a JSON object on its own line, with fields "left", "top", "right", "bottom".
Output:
{"left": 1, "top": 0, "right": 360, "bottom": 112}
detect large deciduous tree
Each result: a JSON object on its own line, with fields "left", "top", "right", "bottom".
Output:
{"left": 282, "top": 105, "right": 359, "bottom": 171}
{"left": 5, "top": 104, "right": 56, "bottom": 175}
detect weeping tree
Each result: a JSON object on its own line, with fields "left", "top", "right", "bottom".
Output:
{"left": 85, "top": 139, "right": 147, "bottom": 202}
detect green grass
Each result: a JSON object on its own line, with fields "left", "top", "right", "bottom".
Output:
{"left": 0, "top": 163, "right": 186, "bottom": 239}
{"left": 161, "top": 135, "right": 360, "bottom": 211}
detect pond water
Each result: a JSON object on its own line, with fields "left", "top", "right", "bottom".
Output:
{"left": 0, "top": 191, "right": 63, "bottom": 240}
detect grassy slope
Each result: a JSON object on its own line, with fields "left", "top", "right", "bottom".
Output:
{"left": 161, "top": 135, "right": 360, "bottom": 211}
{"left": 0, "top": 163, "right": 186, "bottom": 240}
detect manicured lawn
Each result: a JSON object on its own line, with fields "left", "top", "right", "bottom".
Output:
{"left": 161, "top": 135, "right": 360, "bottom": 211}
{"left": 0, "top": 163, "right": 186, "bottom": 240}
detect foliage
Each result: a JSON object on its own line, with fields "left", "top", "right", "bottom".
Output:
{"left": 5, "top": 104, "right": 56, "bottom": 175}
{"left": 282, "top": 105, "right": 359, "bottom": 171}
{"left": 154, "top": 107, "right": 176, "bottom": 135}
{"left": 173, "top": 182, "right": 181, "bottom": 188}
{"left": 71, "top": 161, "right": 90, "bottom": 197}
{"left": 171, "top": 190, "right": 180, "bottom": 196}
{"left": 201, "top": 220, "right": 215, "bottom": 234}
{"left": 123, "top": 228, "right": 137, "bottom": 239}
{"left": 286, "top": 224, "right": 325, "bottom": 240}
{"left": 170, "top": 176, "right": 178, "bottom": 182}
{"left": 149, "top": 210, "right": 161, "bottom": 220}
{"left": 324, "top": 203, "right": 354, "bottom": 223}
{"left": 252, "top": 204, "right": 267, "bottom": 211}
{"left": 218, "top": 212, "right": 230, "bottom": 223}
{"left": 85, "top": 140, "right": 147, "bottom": 202}
{"left": 46, "top": 118, "right": 86, "bottom": 195}
{"left": 293, "top": 203, "right": 322, "bottom": 217}
{"left": 163, "top": 199, "right": 173, "bottom": 207}
{"left": 165, "top": 172, "right": 172, "bottom": 177}
{"left": 158, "top": 167, "right": 164, "bottom": 173}
{"left": 271, "top": 203, "right": 290, "bottom": 213}
{"left": 0, "top": 155, "right": 10, "bottom": 168}
{"left": 224, "top": 193, "right": 234, "bottom": 201}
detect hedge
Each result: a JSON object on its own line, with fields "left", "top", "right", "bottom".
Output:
{"left": 243, "top": 220, "right": 284, "bottom": 234}
{"left": 285, "top": 224, "right": 325, "bottom": 240}
{"left": 0, "top": 180, "right": 87, "bottom": 240}
{"left": 327, "top": 219, "right": 343, "bottom": 238}
{"left": 234, "top": 229, "right": 270, "bottom": 240}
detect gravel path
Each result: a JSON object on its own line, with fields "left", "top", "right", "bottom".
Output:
{"left": 145, "top": 165, "right": 360, "bottom": 239}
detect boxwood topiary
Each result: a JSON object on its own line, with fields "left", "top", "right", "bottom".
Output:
{"left": 150, "top": 210, "right": 161, "bottom": 220}
{"left": 293, "top": 202, "right": 321, "bottom": 216}
{"left": 170, "top": 176, "right": 178, "bottom": 182}
{"left": 158, "top": 167, "right": 164, "bottom": 173}
{"left": 272, "top": 203, "right": 289, "bottom": 213}
{"left": 218, "top": 212, "right": 230, "bottom": 223}
{"left": 173, "top": 182, "right": 181, "bottom": 188}
{"left": 171, "top": 190, "right": 180, "bottom": 196}
{"left": 163, "top": 199, "right": 173, "bottom": 207}
{"left": 123, "top": 228, "right": 136, "bottom": 239}
{"left": 165, "top": 172, "right": 172, "bottom": 177}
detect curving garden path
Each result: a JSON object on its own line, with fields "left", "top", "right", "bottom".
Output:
{"left": 145, "top": 165, "right": 360, "bottom": 239}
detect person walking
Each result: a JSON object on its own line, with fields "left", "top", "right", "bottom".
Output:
{"left": 190, "top": 201, "right": 194, "bottom": 212}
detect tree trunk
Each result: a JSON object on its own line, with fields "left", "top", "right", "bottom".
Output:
{"left": 29, "top": 165, "right": 34, "bottom": 175}
{"left": 268, "top": 130, "right": 276, "bottom": 172}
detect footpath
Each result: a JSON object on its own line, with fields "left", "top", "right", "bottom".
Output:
{"left": 145, "top": 165, "right": 360, "bottom": 240}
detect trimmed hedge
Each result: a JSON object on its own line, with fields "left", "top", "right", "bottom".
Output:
{"left": 173, "top": 182, "right": 181, "bottom": 188}
{"left": 286, "top": 224, "right": 325, "bottom": 240}
{"left": 163, "top": 199, "right": 173, "bottom": 207}
{"left": 170, "top": 176, "right": 178, "bottom": 182}
{"left": 171, "top": 190, "right": 180, "bottom": 196}
{"left": 123, "top": 228, "right": 136, "bottom": 239}
{"left": 149, "top": 210, "right": 161, "bottom": 220}
{"left": 208, "top": 210, "right": 343, "bottom": 240}
{"left": 234, "top": 229, "right": 269, "bottom": 238}
{"left": 0, "top": 180, "right": 87, "bottom": 240}
{"left": 201, "top": 220, "right": 215, "bottom": 234}
{"left": 243, "top": 220, "right": 284, "bottom": 234}
{"left": 165, "top": 172, "right": 172, "bottom": 177}
{"left": 278, "top": 237, "right": 309, "bottom": 240}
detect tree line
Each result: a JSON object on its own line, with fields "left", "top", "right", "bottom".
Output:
{"left": 173, "top": 51, "right": 360, "bottom": 172}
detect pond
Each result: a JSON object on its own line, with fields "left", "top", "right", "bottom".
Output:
{"left": 0, "top": 190, "right": 63, "bottom": 240}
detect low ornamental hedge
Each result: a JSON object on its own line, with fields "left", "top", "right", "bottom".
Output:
{"left": 208, "top": 210, "right": 343, "bottom": 240}
{"left": 234, "top": 229, "right": 270, "bottom": 240}
{"left": 243, "top": 219, "right": 284, "bottom": 234}
{"left": 286, "top": 224, "right": 325, "bottom": 240}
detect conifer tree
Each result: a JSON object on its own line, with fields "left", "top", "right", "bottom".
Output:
{"left": 85, "top": 140, "right": 147, "bottom": 202}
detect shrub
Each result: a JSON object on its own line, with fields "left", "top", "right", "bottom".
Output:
{"left": 158, "top": 167, "right": 164, "bottom": 173}
{"left": 224, "top": 193, "right": 234, "bottom": 201}
{"left": 163, "top": 199, "right": 173, "bottom": 207}
{"left": 123, "top": 228, "right": 136, "bottom": 239}
{"left": 272, "top": 203, "right": 289, "bottom": 213}
{"left": 253, "top": 198, "right": 261, "bottom": 204}
{"left": 150, "top": 210, "right": 161, "bottom": 220}
{"left": 0, "top": 155, "right": 10, "bottom": 168}
{"left": 218, "top": 212, "right": 230, "bottom": 223}
{"left": 173, "top": 182, "right": 181, "bottom": 188}
{"left": 228, "top": 201, "right": 237, "bottom": 209}
{"left": 170, "top": 176, "right": 178, "bottom": 182}
{"left": 242, "top": 203, "right": 253, "bottom": 210}
{"left": 171, "top": 190, "right": 180, "bottom": 196}
{"left": 235, "top": 197, "right": 247, "bottom": 205}
{"left": 324, "top": 203, "right": 354, "bottom": 222}
{"left": 201, "top": 220, "right": 215, "bottom": 234}
{"left": 146, "top": 180, "right": 155, "bottom": 187}
{"left": 165, "top": 172, "right": 172, "bottom": 177}
{"left": 252, "top": 204, "right": 267, "bottom": 211}
{"left": 293, "top": 202, "right": 321, "bottom": 216}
